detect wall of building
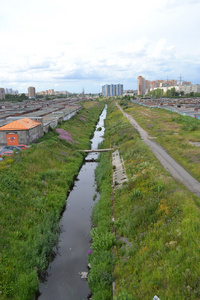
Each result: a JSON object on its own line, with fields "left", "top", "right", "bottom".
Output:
{"left": 28, "top": 87, "right": 36, "bottom": 98}
{"left": 0, "top": 124, "right": 44, "bottom": 145}
{"left": 137, "top": 76, "right": 146, "bottom": 95}
{"left": 28, "top": 124, "right": 44, "bottom": 143}
{"left": 102, "top": 84, "right": 123, "bottom": 97}
{"left": 151, "top": 84, "right": 200, "bottom": 95}
{"left": 138, "top": 76, "right": 179, "bottom": 95}
{"left": 138, "top": 75, "right": 200, "bottom": 95}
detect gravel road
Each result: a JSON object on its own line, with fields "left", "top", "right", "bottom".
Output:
{"left": 117, "top": 104, "right": 200, "bottom": 198}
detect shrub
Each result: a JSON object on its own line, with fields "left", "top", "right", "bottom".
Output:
{"left": 56, "top": 128, "right": 75, "bottom": 143}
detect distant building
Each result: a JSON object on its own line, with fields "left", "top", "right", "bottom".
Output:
{"left": 102, "top": 84, "right": 110, "bottom": 97}
{"left": 123, "top": 90, "right": 137, "bottom": 96}
{"left": 0, "top": 88, "right": 5, "bottom": 100}
{"left": 137, "top": 76, "right": 146, "bottom": 95}
{"left": 176, "top": 84, "right": 200, "bottom": 94}
{"left": 116, "top": 84, "right": 123, "bottom": 96}
{"left": 48, "top": 89, "right": 54, "bottom": 95}
{"left": 28, "top": 87, "right": 36, "bottom": 99}
{"left": 180, "top": 81, "right": 191, "bottom": 86}
{"left": 150, "top": 83, "right": 200, "bottom": 95}
{"left": 44, "top": 89, "right": 54, "bottom": 95}
{"left": 102, "top": 84, "right": 123, "bottom": 97}
{"left": 5, "top": 88, "right": 18, "bottom": 95}
{"left": 5, "top": 88, "right": 12, "bottom": 94}
{"left": 137, "top": 76, "right": 192, "bottom": 95}
{"left": 37, "top": 90, "right": 70, "bottom": 96}
{"left": 59, "top": 91, "right": 70, "bottom": 95}
{"left": 160, "top": 80, "right": 177, "bottom": 87}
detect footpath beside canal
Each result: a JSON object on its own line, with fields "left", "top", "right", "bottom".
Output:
{"left": 117, "top": 103, "right": 200, "bottom": 198}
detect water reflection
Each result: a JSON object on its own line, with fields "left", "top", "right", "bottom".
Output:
{"left": 37, "top": 105, "right": 107, "bottom": 300}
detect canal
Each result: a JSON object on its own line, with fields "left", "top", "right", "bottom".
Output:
{"left": 36, "top": 105, "right": 107, "bottom": 300}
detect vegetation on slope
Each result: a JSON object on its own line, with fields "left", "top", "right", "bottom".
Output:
{"left": 0, "top": 101, "right": 104, "bottom": 300}
{"left": 123, "top": 101, "right": 200, "bottom": 182}
{"left": 96, "top": 100, "right": 200, "bottom": 299}
{"left": 88, "top": 151, "right": 115, "bottom": 299}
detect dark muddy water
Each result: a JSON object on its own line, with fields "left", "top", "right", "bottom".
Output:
{"left": 37, "top": 105, "right": 107, "bottom": 300}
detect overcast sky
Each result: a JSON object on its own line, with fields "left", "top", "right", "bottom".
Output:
{"left": 0, "top": 0, "right": 200, "bottom": 93}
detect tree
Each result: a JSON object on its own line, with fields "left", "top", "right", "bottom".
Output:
{"left": 150, "top": 88, "right": 164, "bottom": 98}
{"left": 5, "top": 93, "right": 28, "bottom": 102}
{"left": 20, "top": 93, "right": 28, "bottom": 100}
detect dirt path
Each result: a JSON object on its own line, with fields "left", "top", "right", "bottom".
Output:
{"left": 117, "top": 103, "right": 200, "bottom": 198}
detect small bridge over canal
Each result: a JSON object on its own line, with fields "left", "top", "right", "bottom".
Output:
{"left": 80, "top": 148, "right": 114, "bottom": 153}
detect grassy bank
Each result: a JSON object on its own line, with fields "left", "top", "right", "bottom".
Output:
{"left": 88, "top": 151, "right": 115, "bottom": 299}
{"left": 123, "top": 101, "right": 200, "bottom": 182}
{"left": 98, "top": 100, "right": 200, "bottom": 299}
{"left": 0, "top": 101, "right": 104, "bottom": 300}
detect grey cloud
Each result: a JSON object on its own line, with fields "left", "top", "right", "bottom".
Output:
{"left": 29, "top": 61, "right": 52, "bottom": 70}
{"left": 53, "top": 68, "right": 105, "bottom": 81}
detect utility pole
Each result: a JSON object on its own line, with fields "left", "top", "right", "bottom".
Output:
{"left": 178, "top": 74, "right": 183, "bottom": 85}
{"left": 166, "top": 76, "right": 169, "bottom": 93}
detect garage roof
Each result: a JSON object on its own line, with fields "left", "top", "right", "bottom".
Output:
{"left": 0, "top": 118, "right": 41, "bottom": 131}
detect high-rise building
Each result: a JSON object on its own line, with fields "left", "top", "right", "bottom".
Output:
{"left": 180, "top": 81, "right": 191, "bottom": 86}
{"left": 116, "top": 84, "right": 123, "bottom": 96}
{"left": 102, "top": 84, "right": 110, "bottom": 97}
{"left": 102, "top": 84, "right": 123, "bottom": 97}
{"left": 28, "top": 87, "right": 36, "bottom": 99}
{"left": 5, "top": 88, "right": 18, "bottom": 95}
{"left": 138, "top": 76, "right": 179, "bottom": 95}
{"left": 110, "top": 84, "right": 114, "bottom": 97}
{"left": 137, "top": 76, "right": 146, "bottom": 95}
{"left": 0, "top": 88, "right": 5, "bottom": 100}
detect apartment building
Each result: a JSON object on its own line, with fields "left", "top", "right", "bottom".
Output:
{"left": 138, "top": 76, "right": 179, "bottom": 95}
{"left": 0, "top": 88, "right": 5, "bottom": 100}
{"left": 180, "top": 81, "right": 191, "bottom": 86}
{"left": 102, "top": 84, "right": 123, "bottom": 97}
{"left": 137, "top": 76, "right": 146, "bottom": 95}
{"left": 43, "top": 89, "right": 54, "bottom": 95}
{"left": 102, "top": 84, "right": 110, "bottom": 97}
{"left": 116, "top": 84, "right": 123, "bottom": 96}
{"left": 176, "top": 84, "right": 200, "bottom": 94}
{"left": 28, "top": 87, "right": 36, "bottom": 99}
{"left": 5, "top": 88, "right": 18, "bottom": 95}
{"left": 160, "top": 80, "right": 177, "bottom": 87}
{"left": 150, "top": 83, "right": 200, "bottom": 95}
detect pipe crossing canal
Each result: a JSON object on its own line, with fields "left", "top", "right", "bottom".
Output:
{"left": 36, "top": 105, "right": 107, "bottom": 300}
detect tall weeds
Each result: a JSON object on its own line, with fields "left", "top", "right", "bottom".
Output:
{"left": 102, "top": 100, "right": 200, "bottom": 299}
{"left": 0, "top": 101, "right": 104, "bottom": 299}
{"left": 88, "top": 151, "right": 115, "bottom": 299}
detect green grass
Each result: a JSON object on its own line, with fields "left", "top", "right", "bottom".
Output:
{"left": 3, "top": 98, "right": 200, "bottom": 299}
{"left": 98, "top": 100, "right": 200, "bottom": 299}
{"left": 88, "top": 151, "right": 115, "bottom": 299}
{"left": 124, "top": 103, "right": 200, "bottom": 181}
{"left": 0, "top": 100, "right": 104, "bottom": 299}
